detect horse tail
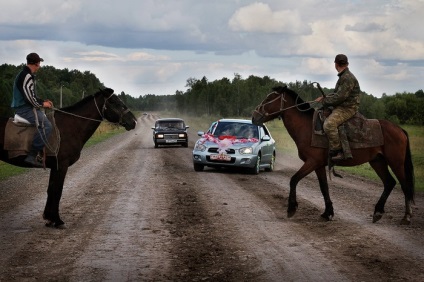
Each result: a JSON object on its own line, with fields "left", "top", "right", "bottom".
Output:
{"left": 403, "top": 129, "right": 415, "bottom": 204}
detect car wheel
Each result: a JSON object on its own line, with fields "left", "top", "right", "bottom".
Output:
{"left": 183, "top": 142, "right": 188, "bottom": 147}
{"left": 265, "top": 152, "right": 275, "bottom": 172}
{"left": 154, "top": 142, "right": 158, "bottom": 148}
{"left": 193, "top": 163, "right": 204, "bottom": 172}
{"left": 249, "top": 154, "right": 261, "bottom": 175}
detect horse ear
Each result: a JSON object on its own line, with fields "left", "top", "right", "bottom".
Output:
{"left": 101, "top": 88, "right": 114, "bottom": 95}
{"left": 272, "top": 85, "right": 286, "bottom": 93}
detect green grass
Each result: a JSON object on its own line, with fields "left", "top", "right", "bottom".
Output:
{"left": 0, "top": 122, "right": 126, "bottom": 181}
{"left": 0, "top": 163, "right": 28, "bottom": 181}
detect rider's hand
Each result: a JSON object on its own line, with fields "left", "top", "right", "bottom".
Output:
{"left": 314, "top": 96, "right": 324, "bottom": 102}
{"left": 43, "top": 100, "right": 53, "bottom": 108}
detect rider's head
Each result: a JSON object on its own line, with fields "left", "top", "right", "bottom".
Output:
{"left": 334, "top": 54, "right": 349, "bottom": 72}
{"left": 26, "top": 53, "right": 44, "bottom": 73}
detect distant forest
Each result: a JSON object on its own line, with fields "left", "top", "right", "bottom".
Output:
{"left": 1, "top": 64, "right": 423, "bottom": 125}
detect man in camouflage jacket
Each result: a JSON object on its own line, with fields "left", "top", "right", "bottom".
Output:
{"left": 315, "top": 54, "right": 361, "bottom": 161}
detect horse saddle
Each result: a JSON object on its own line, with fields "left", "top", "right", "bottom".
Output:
{"left": 4, "top": 113, "right": 60, "bottom": 159}
{"left": 311, "top": 109, "right": 384, "bottom": 158}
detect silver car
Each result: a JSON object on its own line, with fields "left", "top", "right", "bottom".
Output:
{"left": 192, "top": 119, "right": 276, "bottom": 174}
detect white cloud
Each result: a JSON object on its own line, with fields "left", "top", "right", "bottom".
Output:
{"left": 228, "top": 2, "right": 309, "bottom": 34}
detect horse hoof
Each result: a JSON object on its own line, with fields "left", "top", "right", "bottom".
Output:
{"left": 45, "top": 220, "right": 66, "bottom": 228}
{"left": 320, "top": 213, "right": 333, "bottom": 221}
{"left": 287, "top": 210, "right": 296, "bottom": 218}
{"left": 400, "top": 216, "right": 411, "bottom": 225}
{"left": 45, "top": 220, "right": 55, "bottom": 227}
{"left": 372, "top": 212, "right": 383, "bottom": 223}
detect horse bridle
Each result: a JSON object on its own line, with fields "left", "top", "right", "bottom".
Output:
{"left": 254, "top": 91, "right": 287, "bottom": 120}
{"left": 54, "top": 92, "right": 130, "bottom": 125}
{"left": 254, "top": 90, "right": 313, "bottom": 120}
{"left": 94, "top": 93, "right": 131, "bottom": 125}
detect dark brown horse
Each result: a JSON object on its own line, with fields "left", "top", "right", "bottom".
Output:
{"left": 0, "top": 88, "right": 137, "bottom": 227}
{"left": 252, "top": 85, "right": 415, "bottom": 224}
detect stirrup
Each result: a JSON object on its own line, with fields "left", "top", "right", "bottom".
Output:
{"left": 331, "top": 151, "right": 344, "bottom": 161}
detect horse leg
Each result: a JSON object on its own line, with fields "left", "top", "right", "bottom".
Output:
{"left": 43, "top": 166, "right": 68, "bottom": 228}
{"left": 288, "top": 161, "right": 316, "bottom": 218}
{"left": 315, "top": 166, "right": 334, "bottom": 221}
{"left": 369, "top": 158, "right": 396, "bottom": 223}
{"left": 386, "top": 160, "right": 414, "bottom": 225}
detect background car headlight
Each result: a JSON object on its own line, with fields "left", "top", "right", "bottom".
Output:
{"left": 239, "top": 147, "right": 253, "bottom": 154}
{"left": 156, "top": 134, "right": 164, "bottom": 138}
{"left": 178, "top": 133, "right": 186, "bottom": 138}
{"left": 194, "top": 143, "right": 207, "bottom": 152}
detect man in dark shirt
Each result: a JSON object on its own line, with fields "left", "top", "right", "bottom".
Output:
{"left": 11, "top": 53, "right": 53, "bottom": 167}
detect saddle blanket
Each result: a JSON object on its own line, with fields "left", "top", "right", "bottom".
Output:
{"left": 4, "top": 118, "right": 60, "bottom": 159}
{"left": 311, "top": 111, "right": 384, "bottom": 149}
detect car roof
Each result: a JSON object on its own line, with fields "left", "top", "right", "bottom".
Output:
{"left": 156, "top": 118, "right": 185, "bottom": 122}
{"left": 215, "top": 118, "right": 252, "bottom": 124}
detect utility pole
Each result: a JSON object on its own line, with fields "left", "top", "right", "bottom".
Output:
{"left": 60, "top": 85, "right": 64, "bottom": 108}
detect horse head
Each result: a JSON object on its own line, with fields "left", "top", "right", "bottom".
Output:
{"left": 252, "top": 85, "right": 313, "bottom": 126}
{"left": 252, "top": 85, "right": 288, "bottom": 125}
{"left": 100, "top": 88, "right": 137, "bottom": 130}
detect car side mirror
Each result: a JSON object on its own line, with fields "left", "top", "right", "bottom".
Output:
{"left": 262, "top": 135, "right": 271, "bottom": 141}
{"left": 197, "top": 131, "right": 205, "bottom": 136}
{"left": 186, "top": 126, "right": 190, "bottom": 129}
{"left": 151, "top": 127, "right": 155, "bottom": 130}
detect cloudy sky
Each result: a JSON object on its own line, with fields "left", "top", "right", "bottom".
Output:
{"left": 1, "top": 0, "right": 423, "bottom": 97}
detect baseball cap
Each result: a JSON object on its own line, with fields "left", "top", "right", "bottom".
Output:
{"left": 26, "top": 53, "right": 44, "bottom": 64}
{"left": 334, "top": 54, "right": 348, "bottom": 65}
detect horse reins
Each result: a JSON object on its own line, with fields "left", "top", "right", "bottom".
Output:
{"left": 254, "top": 91, "right": 316, "bottom": 119}
{"left": 52, "top": 93, "right": 127, "bottom": 125}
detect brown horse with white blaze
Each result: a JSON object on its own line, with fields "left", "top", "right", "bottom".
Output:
{"left": 252, "top": 85, "right": 415, "bottom": 224}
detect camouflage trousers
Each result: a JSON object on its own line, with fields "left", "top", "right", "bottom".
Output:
{"left": 323, "top": 107, "right": 357, "bottom": 150}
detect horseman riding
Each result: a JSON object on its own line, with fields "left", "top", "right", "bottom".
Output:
{"left": 314, "top": 54, "right": 361, "bottom": 162}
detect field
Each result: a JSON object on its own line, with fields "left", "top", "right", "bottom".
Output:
{"left": 2, "top": 114, "right": 423, "bottom": 192}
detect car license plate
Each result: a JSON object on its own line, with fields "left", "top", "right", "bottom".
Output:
{"left": 210, "top": 154, "right": 231, "bottom": 161}
{"left": 166, "top": 139, "right": 177, "bottom": 143}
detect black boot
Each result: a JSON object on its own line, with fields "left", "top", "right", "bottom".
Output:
{"left": 24, "top": 150, "right": 43, "bottom": 168}
{"left": 330, "top": 149, "right": 344, "bottom": 161}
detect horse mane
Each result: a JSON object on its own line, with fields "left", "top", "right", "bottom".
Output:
{"left": 60, "top": 88, "right": 111, "bottom": 112}
{"left": 272, "top": 85, "right": 315, "bottom": 115}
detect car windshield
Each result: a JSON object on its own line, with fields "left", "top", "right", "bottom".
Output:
{"left": 212, "top": 122, "right": 258, "bottom": 139}
{"left": 157, "top": 121, "right": 184, "bottom": 130}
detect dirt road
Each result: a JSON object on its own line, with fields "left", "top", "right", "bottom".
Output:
{"left": 0, "top": 114, "right": 423, "bottom": 281}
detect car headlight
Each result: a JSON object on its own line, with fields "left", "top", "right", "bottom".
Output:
{"left": 239, "top": 147, "right": 253, "bottom": 154}
{"left": 156, "top": 134, "right": 164, "bottom": 138}
{"left": 194, "top": 143, "right": 207, "bottom": 152}
{"left": 178, "top": 133, "right": 186, "bottom": 138}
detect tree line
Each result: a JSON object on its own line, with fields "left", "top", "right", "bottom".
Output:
{"left": 1, "top": 64, "right": 423, "bottom": 125}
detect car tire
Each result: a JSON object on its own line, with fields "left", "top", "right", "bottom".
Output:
{"left": 265, "top": 152, "right": 275, "bottom": 172}
{"left": 154, "top": 142, "right": 158, "bottom": 148}
{"left": 183, "top": 142, "right": 188, "bottom": 147}
{"left": 249, "top": 154, "right": 261, "bottom": 175}
{"left": 193, "top": 163, "right": 204, "bottom": 172}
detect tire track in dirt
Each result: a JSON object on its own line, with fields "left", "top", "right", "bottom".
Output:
{"left": 161, "top": 148, "right": 263, "bottom": 281}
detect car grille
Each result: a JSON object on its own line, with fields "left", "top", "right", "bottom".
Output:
{"left": 164, "top": 134, "right": 179, "bottom": 139}
{"left": 208, "top": 148, "right": 236, "bottom": 154}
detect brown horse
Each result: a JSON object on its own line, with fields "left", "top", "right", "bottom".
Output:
{"left": 252, "top": 85, "right": 415, "bottom": 224}
{"left": 0, "top": 88, "right": 137, "bottom": 227}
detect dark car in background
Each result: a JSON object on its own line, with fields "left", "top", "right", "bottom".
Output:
{"left": 192, "top": 119, "right": 276, "bottom": 174}
{"left": 152, "top": 118, "right": 189, "bottom": 148}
